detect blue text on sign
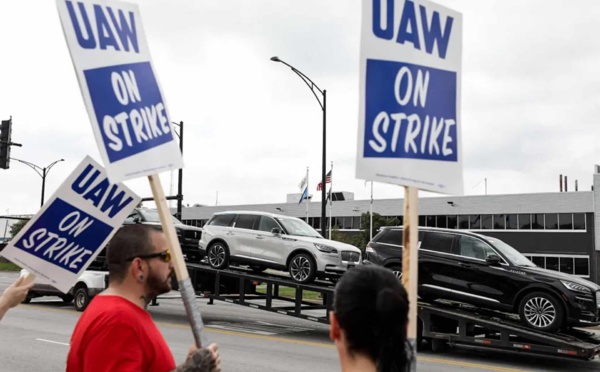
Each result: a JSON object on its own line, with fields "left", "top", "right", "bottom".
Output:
{"left": 84, "top": 62, "right": 173, "bottom": 162}
{"left": 372, "top": 0, "right": 454, "bottom": 59}
{"left": 71, "top": 163, "right": 135, "bottom": 217}
{"left": 65, "top": 0, "right": 139, "bottom": 53}
{"left": 14, "top": 199, "right": 113, "bottom": 273}
{"left": 364, "top": 59, "right": 457, "bottom": 161}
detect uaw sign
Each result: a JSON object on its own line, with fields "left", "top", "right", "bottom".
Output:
{"left": 1, "top": 156, "right": 140, "bottom": 292}
{"left": 56, "top": 0, "right": 183, "bottom": 182}
{"left": 356, "top": 0, "right": 463, "bottom": 194}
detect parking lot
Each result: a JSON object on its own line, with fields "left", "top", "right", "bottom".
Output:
{"left": 2, "top": 272, "right": 599, "bottom": 371}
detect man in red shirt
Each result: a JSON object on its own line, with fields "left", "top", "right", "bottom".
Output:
{"left": 67, "top": 224, "right": 220, "bottom": 372}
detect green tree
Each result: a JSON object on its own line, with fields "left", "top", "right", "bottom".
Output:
{"left": 355, "top": 212, "right": 401, "bottom": 252}
{"left": 9, "top": 219, "right": 30, "bottom": 238}
{"left": 328, "top": 213, "right": 401, "bottom": 253}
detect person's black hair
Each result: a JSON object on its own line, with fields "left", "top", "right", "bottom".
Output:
{"left": 107, "top": 224, "right": 162, "bottom": 283}
{"left": 334, "top": 265, "right": 411, "bottom": 372}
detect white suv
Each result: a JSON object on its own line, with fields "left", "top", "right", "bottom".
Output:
{"left": 198, "top": 211, "right": 362, "bottom": 284}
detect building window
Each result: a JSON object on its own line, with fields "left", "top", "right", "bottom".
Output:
{"left": 426, "top": 215, "right": 436, "bottom": 227}
{"left": 436, "top": 215, "right": 447, "bottom": 228}
{"left": 507, "top": 214, "right": 518, "bottom": 229}
{"left": 531, "top": 256, "right": 545, "bottom": 267}
{"left": 458, "top": 215, "right": 469, "bottom": 229}
{"left": 493, "top": 215, "right": 506, "bottom": 229}
{"left": 418, "top": 216, "right": 426, "bottom": 226}
{"left": 558, "top": 213, "right": 573, "bottom": 229}
{"left": 519, "top": 214, "right": 531, "bottom": 229}
{"left": 481, "top": 214, "right": 493, "bottom": 229}
{"left": 531, "top": 213, "right": 544, "bottom": 230}
{"left": 353, "top": 217, "right": 361, "bottom": 229}
{"left": 575, "top": 257, "right": 590, "bottom": 276}
{"left": 469, "top": 215, "right": 481, "bottom": 229}
{"left": 545, "top": 256, "right": 559, "bottom": 271}
{"left": 545, "top": 213, "right": 558, "bottom": 230}
{"left": 559, "top": 257, "right": 574, "bottom": 274}
{"left": 573, "top": 213, "right": 586, "bottom": 230}
{"left": 526, "top": 254, "right": 589, "bottom": 278}
{"left": 447, "top": 215, "right": 457, "bottom": 229}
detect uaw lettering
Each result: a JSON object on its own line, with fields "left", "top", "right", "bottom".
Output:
{"left": 371, "top": 0, "right": 454, "bottom": 59}
{"left": 84, "top": 62, "right": 172, "bottom": 162}
{"left": 12, "top": 164, "right": 134, "bottom": 273}
{"left": 65, "top": 0, "right": 139, "bottom": 53}
{"left": 364, "top": 60, "right": 457, "bottom": 161}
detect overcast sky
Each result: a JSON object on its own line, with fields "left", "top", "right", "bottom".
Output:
{"left": 1, "top": 0, "right": 599, "bottom": 224}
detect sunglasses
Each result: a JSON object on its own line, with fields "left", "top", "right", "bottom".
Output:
{"left": 126, "top": 249, "right": 171, "bottom": 263}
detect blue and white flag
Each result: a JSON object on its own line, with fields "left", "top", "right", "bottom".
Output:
{"left": 298, "top": 186, "right": 308, "bottom": 205}
{"left": 298, "top": 174, "right": 308, "bottom": 191}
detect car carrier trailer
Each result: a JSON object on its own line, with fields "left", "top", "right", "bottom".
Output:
{"left": 184, "top": 262, "right": 600, "bottom": 361}
{"left": 186, "top": 262, "right": 335, "bottom": 324}
{"left": 418, "top": 301, "right": 600, "bottom": 360}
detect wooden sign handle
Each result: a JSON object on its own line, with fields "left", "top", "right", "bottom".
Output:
{"left": 148, "top": 174, "right": 208, "bottom": 348}
{"left": 402, "top": 186, "right": 419, "bottom": 371}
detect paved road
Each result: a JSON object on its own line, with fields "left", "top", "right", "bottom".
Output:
{"left": 1, "top": 271, "right": 599, "bottom": 371}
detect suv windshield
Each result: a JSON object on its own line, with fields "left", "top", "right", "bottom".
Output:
{"left": 488, "top": 238, "right": 535, "bottom": 267}
{"left": 276, "top": 218, "right": 322, "bottom": 238}
{"left": 139, "top": 209, "right": 184, "bottom": 225}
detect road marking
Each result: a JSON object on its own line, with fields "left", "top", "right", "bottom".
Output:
{"left": 22, "top": 304, "right": 534, "bottom": 371}
{"left": 36, "top": 338, "right": 69, "bottom": 346}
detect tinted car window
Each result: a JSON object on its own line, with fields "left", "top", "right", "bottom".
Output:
{"left": 125, "top": 211, "right": 140, "bottom": 223}
{"left": 457, "top": 236, "right": 495, "bottom": 260}
{"left": 235, "top": 214, "right": 259, "bottom": 229}
{"left": 258, "top": 216, "right": 280, "bottom": 232}
{"left": 420, "top": 232, "right": 454, "bottom": 253}
{"left": 376, "top": 229, "right": 404, "bottom": 245}
{"left": 208, "top": 214, "right": 236, "bottom": 227}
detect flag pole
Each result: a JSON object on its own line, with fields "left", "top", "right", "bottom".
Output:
{"left": 328, "top": 161, "right": 333, "bottom": 239}
{"left": 370, "top": 181, "right": 373, "bottom": 240}
{"left": 306, "top": 166, "right": 309, "bottom": 221}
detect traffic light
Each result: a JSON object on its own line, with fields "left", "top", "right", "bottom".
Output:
{"left": 0, "top": 118, "right": 12, "bottom": 169}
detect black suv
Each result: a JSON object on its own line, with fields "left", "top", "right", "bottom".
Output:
{"left": 90, "top": 208, "right": 203, "bottom": 269}
{"left": 125, "top": 208, "right": 203, "bottom": 262}
{"left": 364, "top": 226, "right": 600, "bottom": 333}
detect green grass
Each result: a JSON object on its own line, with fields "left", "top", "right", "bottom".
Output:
{"left": 255, "top": 284, "right": 323, "bottom": 301}
{"left": 0, "top": 262, "right": 21, "bottom": 272}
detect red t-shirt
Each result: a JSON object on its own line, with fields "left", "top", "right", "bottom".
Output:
{"left": 67, "top": 295, "right": 176, "bottom": 372}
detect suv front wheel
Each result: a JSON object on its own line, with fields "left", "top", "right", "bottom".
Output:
{"left": 289, "top": 253, "right": 316, "bottom": 284}
{"left": 518, "top": 291, "right": 564, "bottom": 333}
{"left": 208, "top": 242, "right": 229, "bottom": 270}
{"left": 388, "top": 265, "right": 403, "bottom": 281}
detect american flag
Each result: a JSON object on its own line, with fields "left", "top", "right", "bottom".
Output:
{"left": 316, "top": 170, "right": 332, "bottom": 191}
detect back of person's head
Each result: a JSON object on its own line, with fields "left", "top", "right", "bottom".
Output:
{"left": 107, "top": 224, "right": 161, "bottom": 283}
{"left": 334, "top": 265, "right": 410, "bottom": 372}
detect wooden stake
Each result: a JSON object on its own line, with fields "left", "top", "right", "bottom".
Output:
{"left": 148, "top": 174, "right": 207, "bottom": 347}
{"left": 402, "top": 186, "right": 419, "bottom": 371}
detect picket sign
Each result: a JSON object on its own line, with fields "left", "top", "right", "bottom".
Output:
{"left": 357, "top": 1, "right": 463, "bottom": 369}
{"left": 55, "top": 0, "right": 205, "bottom": 347}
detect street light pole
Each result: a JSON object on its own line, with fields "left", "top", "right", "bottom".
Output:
{"left": 171, "top": 121, "right": 184, "bottom": 220}
{"left": 12, "top": 158, "right": 65, "bottom": 207}
{"left": 270, "top": 56, "right": 327, "bottom": 235}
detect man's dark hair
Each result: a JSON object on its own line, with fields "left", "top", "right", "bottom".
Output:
{"left": 107, "top": 224, "right": 162, "bottom": 283}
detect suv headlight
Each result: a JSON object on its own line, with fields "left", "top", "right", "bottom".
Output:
{"left": 560, "top": 280, "right": 592, "bottom": 294}
{"left": 314, "top": 243, "right": 338, "bottom": 254}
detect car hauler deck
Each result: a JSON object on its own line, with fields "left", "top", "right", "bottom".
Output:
{"left": 186, "top": 262, "right": 335, "bottom": 324}
{"left": 185, "top": 262, "right": 600, "bottom": 360}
